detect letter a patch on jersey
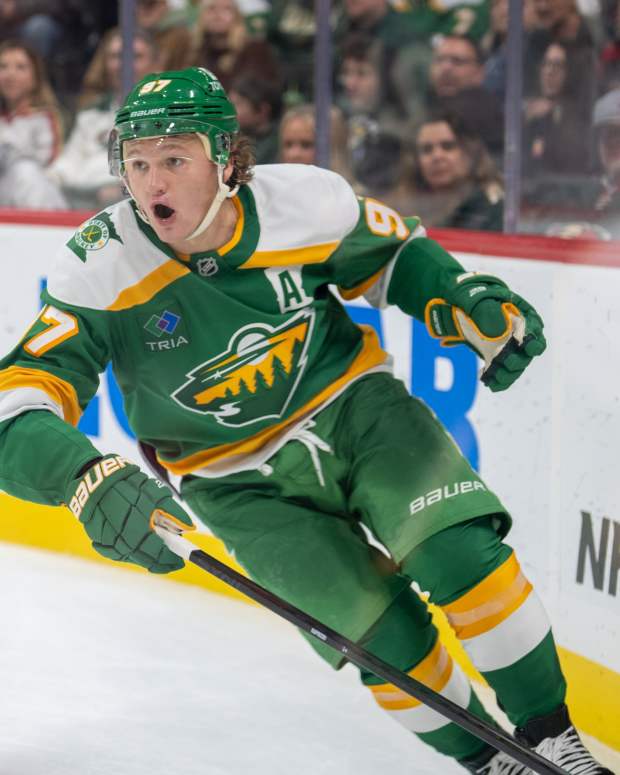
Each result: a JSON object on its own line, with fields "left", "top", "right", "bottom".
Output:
{"left": 172, "top": 309, "right": 315, "bottom": 427}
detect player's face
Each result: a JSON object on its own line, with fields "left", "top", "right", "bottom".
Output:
{"left": 123, "top": 134, "right": 221, "bottom": 247}
{"left": 0, "top": 47, "right": 35, "bottom": 108}
{"left": 416, "top": 121, "right": 471, "bottom": 190}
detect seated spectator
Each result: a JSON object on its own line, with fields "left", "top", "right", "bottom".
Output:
{"left": 0, "top": 0, "right": 64, "bottom": 60}
{"left": 0, "top": 40, "right": 62, "bottom": 168}
{"left": 521, "top": 89, "right": 620, "bottom": 238}
{"left": 350, "top": 124, "right": 417, "bottom": 213}
{"left": 190, "top": 0, "right": 280, "bottom": 91}
{"left": 425, "top": 35, "right": 504, "bottom": 157}
{"left": 229, "top": 75, "right": 282, "bottom": 164}
{"left": 523, "top": 0, "right": 596, "bottom": 113}
{"left": 337, "top": 34, "right": 407, "bottom": 139}
{"left": 335, "top": 0, "right": 489, "bottom": 48}
{"left": 278, "top": 103, "right": 353, "bottom": 180}
{"left": 599, "top": 0, "right": 620, "bottom": 91}
{"left": 523, "top": 41, "right": 591, "bottom": 175}
{"left": 0, "top": 141, "right": 67, "bottom": 209}
{"left": 136, "top": 0, "right": 193, "bottom": 71}
{"left": 482, "top": 0, "right": 538, "bottom": 98}
{"left": 78, "top": 5, "right": 187, "bottom": 108}
{"left": 48, "top": 29, "right": 159, "bottom": 209}
{"left": 264, "top": 0, "right": 316, "bottom": 102}
{"left": 411, "top": 112, "right": 504, "bottom": 231}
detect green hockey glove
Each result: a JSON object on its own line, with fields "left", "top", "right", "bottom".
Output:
{"left": 424, "top": 273, "right": 546, "bottom": 392}
{"left": 65, "top": 454, "right": 194, "bottom": 573}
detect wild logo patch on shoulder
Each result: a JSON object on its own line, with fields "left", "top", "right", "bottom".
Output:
{"left": 69, "top": 212, "right": 123, "bottom": 262}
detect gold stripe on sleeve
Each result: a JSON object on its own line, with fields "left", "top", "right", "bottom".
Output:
{"left": 0, "top": 366, "right": 82, "bottom": 426}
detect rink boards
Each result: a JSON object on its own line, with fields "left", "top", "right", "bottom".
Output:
{"left": 0, "top": 211, "right": 619, "bottom": 749}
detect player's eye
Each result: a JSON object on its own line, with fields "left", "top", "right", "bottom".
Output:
{"left": 166, "top": 156, "right": 185, "bottom": 169}
{"left": 128, "top": 159, "right": 148, "bottom": 173}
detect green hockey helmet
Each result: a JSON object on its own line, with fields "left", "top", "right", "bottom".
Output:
{"left": 108, "top": 66, "right": 239, "bottom": 177}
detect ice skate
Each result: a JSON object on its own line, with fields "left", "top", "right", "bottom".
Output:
{"left": 461, "top": 746, "right": 532, "bottom": 774}
{"left": 516, "top": 705, "right": 614, "bottom": 775}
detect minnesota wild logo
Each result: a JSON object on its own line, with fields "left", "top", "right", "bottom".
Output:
{"left": 68, "top": 212, "right": 123, "bottom": 262}
{"left": 172, "top": 310, "right": 314, "bottom": 426}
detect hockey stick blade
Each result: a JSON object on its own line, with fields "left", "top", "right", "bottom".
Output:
{"left": 152, "top": 514, "right": 568, "bottom": 775}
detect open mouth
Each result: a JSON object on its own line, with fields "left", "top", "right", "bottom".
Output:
{"left": 153, "top": 203, "right": 175, "bottom": 220}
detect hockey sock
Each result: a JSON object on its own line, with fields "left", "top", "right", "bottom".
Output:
{"left": 359, "top": 587, "right": 493, "bottom": 761}
{"left": 403, "top": 517, "right": 567, "bottom": 728}
{"left": 441, "top": 552, "right": 567, "bottom": 726}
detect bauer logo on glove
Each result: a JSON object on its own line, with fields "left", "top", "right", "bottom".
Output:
{"left": 65, "top": 454, "right": 195, "bottom": 573}
{"left": 424, "top": 274, "right": 546, "bottom": 392}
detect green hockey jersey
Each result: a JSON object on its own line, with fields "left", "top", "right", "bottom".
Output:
{"left": 0, "top": 164, "right": 463, "bottom": 505}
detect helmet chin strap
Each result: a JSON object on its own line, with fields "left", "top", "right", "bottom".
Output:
{"left": 185, "top": 134, "right": 239, "bottom": 242}
{"left": 121, "top": 133, "right": 239, "bottom": 241}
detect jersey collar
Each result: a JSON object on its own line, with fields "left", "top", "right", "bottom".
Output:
{"left": 132, "top": 185, "right": 260, "bottom": 270}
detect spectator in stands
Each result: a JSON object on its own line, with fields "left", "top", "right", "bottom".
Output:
{"left": 48, "top": 29, "right": 159, "bottom": 209}
{"left": 426, "top": 35, "right": 504, "bottom": 157}
{"left": 263, "top": 0, "right": 316, "bottom": 102}
{"left": 586, "top": 89, "right": 620, "bottom": 216}
{"left": 521, "top": 87, "right": 620, "bottom": 238}
{"left": 482, "top": 0, "right": 538, "bottom": 98}
{"left": 523, "top": 41, "right": 591, "bottom": 175}
{"left": 190, "top": 0, "right": 280, "bottom": 91}
{"left": 0, "top": 40, "right": 62, "bottom": 168}
{"left": 411, "top": 112, "right": 504, "bottom": 231}
{"left": 136, "top": 0, "right": 193, "bottom": 71}
{"left": 599, "top": 0, "right": 620, "bottom": 91}
{"left": 78, "top": 26, "right": 160, "bottom": 111}
{"left": 229, "top": 75, "right": 282, "bottom": 164}
{"left": 523, "top": 0, "right": 595, "bottom": 113}
{"left": 0, "top": 0, "right": 64, "bottom": 60}
{"left": 337, "top": 34, "right": 407, "bottom": 139}
{"left": 278, "top": 103, "right": 353, "bottom": 180}
{"left": 350, "top": 125, "right": 417, "bottom": 213}
{"left": 336, "top": 0, "right": 488, "bottom": 48}
{"left": 0, "top": 141, "right": 67, "bottom": 209}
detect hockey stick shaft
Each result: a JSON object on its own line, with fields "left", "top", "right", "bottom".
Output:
{"left": 154, "top": 522, "right": 567, "bottom": 775}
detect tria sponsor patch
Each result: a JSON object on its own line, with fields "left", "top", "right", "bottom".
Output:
{"left": 409, "top": 480, "right": 487, "bottom": 515}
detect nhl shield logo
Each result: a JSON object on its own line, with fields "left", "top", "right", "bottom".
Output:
{"left": 197, "top": 257, "right": 219, "bottom": 277}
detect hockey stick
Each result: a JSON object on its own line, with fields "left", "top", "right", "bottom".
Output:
{"left": 152, "top": 513, "right": 568, "bottom": 775}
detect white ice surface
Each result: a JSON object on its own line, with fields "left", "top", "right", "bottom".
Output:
{"left": 0, "top": 542, "right": 464, "bottom": 775}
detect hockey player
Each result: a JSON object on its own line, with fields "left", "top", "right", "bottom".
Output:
{"left": 0, "top": 68, "right": 612, "bottom": 775}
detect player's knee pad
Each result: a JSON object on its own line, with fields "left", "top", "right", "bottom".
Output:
{"left": 402, "top": 515, "right": 512, "bottom": 606}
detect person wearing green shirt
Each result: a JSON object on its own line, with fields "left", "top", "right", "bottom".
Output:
{"left": 0, "top": 67, "right": 611, "bottom": 775}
